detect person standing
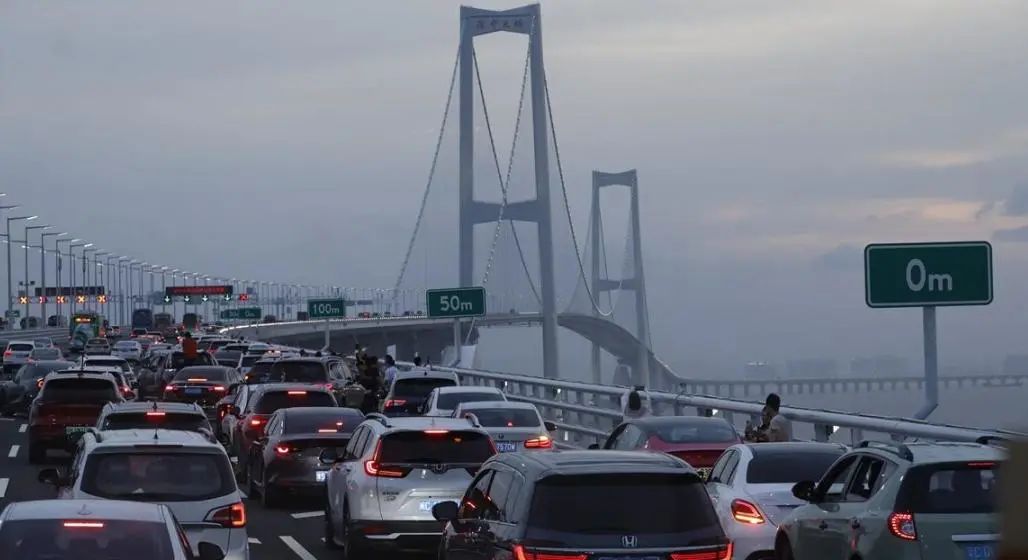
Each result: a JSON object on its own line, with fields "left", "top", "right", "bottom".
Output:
{"left": 181, "top": 332, "right": 198, "bottom": 361}
{"left": 383, "top": 355, "right": 399, "bottom": 388}
{"left": 746, "top": 393, "right": 792, "bottom": 442}
{"left": 619, "top": 386, "right": 651, "bottom": 422}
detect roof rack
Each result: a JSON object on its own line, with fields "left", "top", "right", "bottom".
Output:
{"left": 856, "top": 440, "right": 913, "bottom": 461}
{"left": 365, "top": 413, "right": 391, "bottom": 428}
{"left": 975, "top": 435, "right": 1008, "bottom": 447}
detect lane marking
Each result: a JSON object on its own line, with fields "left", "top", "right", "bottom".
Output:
{"left": 0, "top": 478, "right": 9, "bottom": 498}
{"left": 290, "top": 511, "right": 323, "bottom": 519}
{"left": 18, "top": 424, "right": 26, "bottom": 433}
{"left": 8, "top": 445, "right": 18, "bottom": 458}
{"left": 247, "top": 537, "right": 261, "bottom": 544}
{"left": 279, "top": 536, "right": 318, "bottom": 560}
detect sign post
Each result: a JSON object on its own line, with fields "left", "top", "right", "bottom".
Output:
{"left": 307, "top": 298, "right": 347, "bottom": 350}
{"left": 426, "top": 287, "right": 486, "bottom": 365}
{"left": 864, "top": 241, "right": 992, "bottom": 419}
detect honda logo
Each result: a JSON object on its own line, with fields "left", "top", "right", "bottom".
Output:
{"left": 621, "top": 535, "right": 638, "bottom": 548}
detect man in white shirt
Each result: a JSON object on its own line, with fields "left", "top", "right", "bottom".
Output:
{"left": 751, "top": 393, "right": 792, "bottom": 442}
{"left": 383, "top": 355, "right": 400, "bottom": 387}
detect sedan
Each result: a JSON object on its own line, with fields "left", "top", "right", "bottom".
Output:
{"left": 594, "top": 415, "right": 743, "bottom": 477}
{"left": 111, "top": 340, "right": 142, "bottom": 361}
{"left": 0, "top": 360, "right": 75, "bottom": 415}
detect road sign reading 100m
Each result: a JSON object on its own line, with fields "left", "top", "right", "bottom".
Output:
{"left": 307, "top": 298, "right": 346, "bottom": 319}
{"left": 864, "top": 242, "right": 993, "bottom": 308}
{"left": 427, "top": 287, "right": 486, "bottom": 318}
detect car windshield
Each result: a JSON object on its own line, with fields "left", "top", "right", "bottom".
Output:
{"left": 527, "top": 474, "right": 721, "bottom": 539}
{"left": 899, "top": 462, "right": 999, "bottom": 514}
{"left": 113, "top": 342, "right": 138, "bottom": 350}
{"left": 17, "top": 362, "right": 74, "bottom": 382}
{"left": 463, "top": 408, "right": 541, "bottom": 428}
{"left": 284, "top": 410, "right": 363, "bottom": 434}
{"left": 40, "top": 378, "right": 119, "bottom": 404}
{"left": 0, "top": 519, "right": 175, "bottom": 558}
{"left": 378, "top": 430, "right": 494, "bottom": 464}
{"left": 86, "top": 360, "right": 129, "bottom": 373}
{"left": 392, "top": 378, "right": 456, "bottom": 398}
{"left": 103, "top": 412, "right": 211, "bottom": 432}
{"left": 651, "top": 421, "right": 739, "bottom": 444}
{"left": 746, "top": 450, "right": 845, "bottom": 483}
{"left": 253, "top": 391, "right": 336, "bottom": 414}
{"left": 240, "top": 355, "right": 260, "bottom": 367}
{"left": 33, "top": 339, "right": 51, "bottom": 347}
{"left": 436, "top": 392, "right": 502, "bottom": 410}
{"left": 31, "top": 349, "right": 61, "bottom": 360}
{"left": 271, "top": 361, "right": 327, "bottom": 383}
{"left": 9, "top": 343, "right": 33, "bottom": 352}
{"left": 172, "top": 368, "right": 229, "bottom": 382}
{"left": 81, "top": 451, "right": 236, "bottom": 502}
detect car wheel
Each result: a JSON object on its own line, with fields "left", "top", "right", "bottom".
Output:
{"left": 776, "top": 537, "right": 795, "bottom": 560}
{"left": 342, "top": 504, "right": 367, "bottom": 560}
{"left": 261, "top": 470, "right": 281, "bottom": 508}
{"left": 324, "top": 493, "right": 340, "bottom": 549}
{"left": 27, "top": 441, "right": 45, "bottom": 464}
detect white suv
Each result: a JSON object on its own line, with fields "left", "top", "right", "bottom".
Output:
{"left": 420, "top": 386, "right": 507, "bottom": 416}
{"left": 322, "top": 414, "right": 496, "bottom": 558}
{"left": 38, "top": 429, "right": 249, "bottom": 560}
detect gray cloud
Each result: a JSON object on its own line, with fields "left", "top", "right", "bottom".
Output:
{"left": 994, "top": 226, "right": 1028, "bottom": 242}
{"left": 812, "top": 244, "right": 861, "bottom": 271}
{"left": 1004, "top": 184, "right": 1028, "bottom": 216}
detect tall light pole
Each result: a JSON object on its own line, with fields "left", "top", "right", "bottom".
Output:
{"left": 39, "top": 231, "right": 67, "bottom": 323}
{"left": 23, "top": 224, "right": 52, "bottom": 321}
{"left": 93, "top": 252, "right": 109, "bottom": 315}
{"left": 82, "top": 247, "right": 98, "bottom": 313}
{"left": 105, "top": 254, "right": 116, "bottom": 323}
{"left": 0, "top": 203, "right": 18, "bottom": 323}
{"left": 68, "top": 242, "right": 91, "bottom": 315}
{"left": 7, "top": 216, "right": 38, "bottom": 325}
{"left": 116, "top": 257, "right": 130, "bottom": 326}
{"left": 55, "top": 238, "right": 79, "bottom": 320}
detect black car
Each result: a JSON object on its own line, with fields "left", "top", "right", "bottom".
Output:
{"left": 243, "top": 357, "right": 278, "bottom": 384}
{"left": 433, "top": 450, "right": 732, "bottom": 560}
{"left": 136, "top": 350, "right": 216, "bottom": 399}
{"left": 214, "top": 350, "right": 243, "bottom": 368}
{"left": 162, "top": 366, "right": 241, "bottom": 409}
{"left": 268, "top": 357, "right": 351, "bottom": 402}
{"left": 246, "top": 406, "right": 363, "bottom": 507}
{"left": 0, "top": 361, "right": 75, "bottom": 415}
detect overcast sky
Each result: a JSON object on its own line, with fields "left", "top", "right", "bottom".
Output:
{"left": 3, "top": 1, "right": 1028, "bottom": 374}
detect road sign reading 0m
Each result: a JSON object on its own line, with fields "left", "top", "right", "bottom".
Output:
{"left": 864, "top": 241, "right": 993, "bottom": 308}
{"left": 427, "top": 287, "right": 486, "bottom": 318}
{"left": 307, "top": 298, "right": 346, "bottom": 319}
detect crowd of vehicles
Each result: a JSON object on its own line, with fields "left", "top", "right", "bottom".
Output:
{"left": 0, "top": 327, "right": 1006, "bottom": 560}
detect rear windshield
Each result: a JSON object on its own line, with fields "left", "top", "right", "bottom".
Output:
{"left": 114, "top": 342, "right": 139, "bottom": 349}
{"left": 437, "top": 392, "right": 502, "bottom": 410}
{"left": 392, "top": 378, "right": 456, "bottom": 398}
{"left": 41, "top": 378, "right": 119, "bottom": 403}
{"left": 254, "top": 391, "right": 336, "bottom": 414}
{"left": 169, "top": 353, "right": 214, "bottom": 370}
{"left": 17, "top": 362, "right": 74, "bottom": 381}
{"left": 285, "top": 411, "right": 363, "bottom": 434}
{"left": 81, "top": 451, "right": 236, "bottom": 502}
{"left": 652, "top": 421, "right": 739, "bottom": 444}
{"left": 30, "top": 349, "right": 61, "bottom": 359}
{"left": 103, "top": 412, "right": 211, "bottom": 432}
{"left": 465, "top": 408, "right": 541, "bottom": 428}
{"left": 747, "top": 451, "right": 845, "bottom": 484}
{"left": 271, "top": 361, "right": 327, "bottom": 383}
{"left": 173, "top": 368, "right": 229, "bottom": 382}
{"left": 897, "top": 462, "right": 998, "bottom": 514}
{"left": 241, "top": 355, "right": 260, "bottom": 367}
{"left": 0, "top": 519, "right": 175, "bottom": 558}
{"left": 9, "top": 343, "right": 33, "bottom": 352}
{"left": 527, "top": 474, "right": 721, "bottom": 537}
{"left": 86, "top": 360, "right": 130, "bottom": 372}
{"left": 378, "top": 430, "right": 494, "bottom": 464}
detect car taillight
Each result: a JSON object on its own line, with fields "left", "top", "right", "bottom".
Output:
{"left": 3, "top": 351, "right": 12, "bottom": 357}
{"left": 363, "top": 440, "right": 408, "bottom": 478}
{"left": 213, "top": 386, "right": 226, "bottom": 392}
{"left": 205, "top": 502, "right": 246, "bottom": 528}
{"left": 146, "top": 411, "right": 166, "bottom": 418}
{"left": 249, "top": 417, "right": 265, "bottom": 427}
{"left": 37, "top": 378, "right": 44, "bottom": 389}
{"left": 513, "top": 545, "right": 587, "bottom": 560}
{"left": 669, "top": 544, "right": 733, "bottom": 560}
{"left": 384, "top": 399, "right": 406, "bottom": 408}
{"left": 63, "top": 521, "right": 105, "bottom": 529}
{"left": 164, "top": 385, "right": 177, "bottom": 392}
{"left": 275, "top": 445, "right": 297, "bottom": 455}
{"left": 524, "top": 435, "right": 552, "bottom": 449}
{"left": 888, "top": 512, "right": 917, "bottom": 541}
{"left": 731, "top": 499, "right": 765, "bottom": 524}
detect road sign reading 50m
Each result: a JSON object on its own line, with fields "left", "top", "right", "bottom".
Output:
{"left": 308, "top": 298, "right": 346, "bottom": 319}
{"left": 864, "top": 242, "right": 993, "bottom": 308}
{"left": 427, "top": 287, "right": 486, "bottom": 318}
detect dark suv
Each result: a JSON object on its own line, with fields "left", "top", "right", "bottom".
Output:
{"left": 433, "top": 450, "right": 732, "bottom": 560}
{"left": 268, "top": 357, "right": 350, "bottom": 401}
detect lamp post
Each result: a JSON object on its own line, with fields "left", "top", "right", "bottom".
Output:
{"left": 0, "top": 202, "right": 18, "bottom": 323}
{"left": 55, "top": 238, "right": 79, "bottom": 320}
{"left": 7, "top": 216, "right": 39, "bottom": 326}
{"left": 68, "top": 243, "right": 91, "bottom": 315}
{"left": 82, "top": 247, "right": 98, "bottom": 313}
{"left": 105, "top": 254, "right": 116, "bottom": 323}
{"left": 93, "top": 252, "right": 109, "bottom": 315}
{"left": 23, "top": 224, "right": 52, "bottom": 321}
{"left": 116, "top": 257, "right": 129, "bottom": 326}
{"left": 39, "top": 231, "right": 67, "bottom": 323}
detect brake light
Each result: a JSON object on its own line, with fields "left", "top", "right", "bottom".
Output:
{"left": 384, "top": 399, "right": 406, "bottom": 408}
{"left": 63, "top": 521, "right": 105, "bottom": 529}
{"left": 287, "top": 391, "right": 306, "bottom": 395}
{"left": 275, "top": 445, "right": 293, "bottom": 455}
{"left": 164, "top": 385, "right": 176, "bottom": 392}
{"left": 187, "top": 378, "right": 207, "bottom": 382}
{"left": 512, "top": 545, "right": 587, "bottom": 560}
{"left": 730, "top": 499, "right": 765, "bottom": 524}
{"left": 205, "top": 502, "right": 246, "bottom": 528}
{"left": 318, "top": 429, "right": 337, "bottom": 433}
{"left": 669, "top": 544, "right": 733, "bottom": 560}
{"left": 3, "top": 351, "right": 12, "bottom": 357}
{"left": 146, "top": 411, "right": 166, "bottom": 417}
{"left": 250, "top": 418, "right": 264, "bottom": 426}
{"left": 967, "top": 462, "right": 995, "bottom": 467}
{"left": 524, "top": 435, "right": 552, "bottom": 449}
{"left": 363, "top": 440, "right": 407, "bottom": 478}
{"left": 888, "top": 512, "right": 917, "bottom": 541}
{"left": 424, "top": 429, "right": 449, "bottom": 434}
{"left": 324, "top": 383, "right": 333, "bottom": 390}
{"left": 213, "top": 386, "right": 226, "bottom": 392}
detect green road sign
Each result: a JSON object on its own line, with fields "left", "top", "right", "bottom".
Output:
{"left": 219, "top": 307, "right": 262, "bottom": 320}
{"left": 307, "top": 298, "right": 346, "bottom": 319}
{"left": 4, "top": 310, "right": 19, "bottom": 318}
{"left": 426, "top": 287, "right": 486, "bottom": 318}
{"left": 864, "top": 242, "right": 993, "bottom": 308}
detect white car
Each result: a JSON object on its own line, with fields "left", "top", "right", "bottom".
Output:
{"left": 453, "top": 400, "right": 557, "bottom": 452}
{"left": 705, "top": 442, "right": 848, "bottom": 560}
{"left": 111, "top": 340, "right": 143, "bottom": 361}
{"left": 3, "top": 340, "right": 36, "bottom": 371}
{"left": 39, "top": 429, "right": 248, "bottom": 560}
{"left": 420, "top": 385, "right": 507, "bottom": 416}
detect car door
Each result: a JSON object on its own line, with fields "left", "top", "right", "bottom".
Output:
{"left": 251, "top": 412, "right": 281, "bottom": 483}
{"left": 706, "top": 449, "right": 739, "bottom": 511}
{"left": 790, "top": 454, "right": 861, "bottom": 559}
{"left": 825, "top": 455, "right": 893, "bottom": 558}
{"left": 447, "top": 469, "right": 495, "bottom": 560}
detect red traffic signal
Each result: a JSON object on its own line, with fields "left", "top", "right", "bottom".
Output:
{"left": 238, "top": 294, "right": 249, "bottom": 301}
{"left": 56, "top": 296, "right": 66, "bottom": 304}
{"left": 37, "top": 296, "right": 48, "bottom": 304}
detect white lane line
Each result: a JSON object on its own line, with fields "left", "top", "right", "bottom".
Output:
{"left": 290, "top": 511, "right": 323, "bottom": 519}
{"left": 279, "top": 536, "right": 318, "bottom": 560}
{"left": 247, "top": 537, "right": 261, "bottom": 545}
{"left": 0, "top": 418, "right": 14, "bottom": 422}
{"left": 0, "top": 478, "right": 9, "bottom": 498}
{"left": 18, "top": 424, "right": 26, "bottom": 433}
{"left": 8, "top": 445, "right": 18, "bottom": 458}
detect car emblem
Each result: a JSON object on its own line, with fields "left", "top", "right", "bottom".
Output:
{"left": 622, "top": 535, "right": 638, "bottom": 548}
{"left": 497, "top": 434, "right": 505, "bottom": 440}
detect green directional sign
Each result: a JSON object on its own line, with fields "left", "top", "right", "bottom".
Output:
{"left": 307, "top": 298, "right": 346, "bottom": 319}
{"left": 219, "top": 307, "right": 262, "bottom": 320}
{"left": 426, "top": 287, "right": 486, "bottom": 318}
{"left": 864, "top": 242, "right": 993, "bottom": 308}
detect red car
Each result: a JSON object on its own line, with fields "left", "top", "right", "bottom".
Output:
{"left": 595, "top": 416, "right": 742, "bottom": 478}
{"left": 28, "top": 371, "right": 125, "bottom": 463}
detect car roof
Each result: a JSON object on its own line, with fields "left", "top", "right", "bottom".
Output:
{"left": 45, "top": 370, "right": 117, "bottom": 381}
{"left": 280, "top": 406, "right": 363, "bottom": 418}
{"left": 627, "top": 416, "right": 733, "bottom": 429}
{"left": 254, "top": 383, "right": 333, "bottom": 395}
{"left": 372, "top": 415, "right": 484, "bottom": 432}
{"left": 3, "top": 499, "right": 168, "bottom": 523}
{"left": 274, "top": 357, "right": 329, "bottom": 363}
{"left": 457, "top": 400, "right": 536, "bottom": 411}
{"left": 433, "top": 386, "right": 502, "bottom": 395}
{"left": 744, "top": 442, "right": 849, "bottom": 457}
{"left": 24, "top": 360, "right": 75, "bottom": 368}
{"left": 175, "top": 365, "right": 234, "bottom": 373}
{"left": 88, "top": 429, "right": 222, "bottom": 450}
{"left": 8, "top": 340, "right": 35, "bottom": 345}
{"left": 906, "top": 442, "right": 1006, "bottom": 464}
{"left": 491, "top": 449, "right": 697, "bottom": 477}
{"left": 104, "top": 401, "right": 204, "bottom": 415}
{"left": 84, "top": 355, "right": 127, "bottom": 361}
{"left": 394, "top": 369, "right": 459, "bottom": 381}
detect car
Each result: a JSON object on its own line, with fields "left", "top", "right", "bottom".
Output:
{"left": 242, "top": 356, "right": 278, "bottom": 384}
{"left": 111, "top": 340, "right": 143, "bottom": 361}
{"left": 96, "top": 400, "right": 214, "bottom": 436}
{"left": 775, "top": 440, "right": 1003, "bottom": 560}
{"left": 226, "top": 383, "right": 338, "bottom": 481}
{"left": 75, "top": 366, "right": 136, "bottom": 400}
{"left": 245, "top": 343, "right": 272, "bottom": 355}
{"left": 163, "top": 366, "right": 241, "bottom": 410}
{"left": 0, "top": 360, "right": 75, "bottom": 415}
{"left": 246, "top": 406, "right": 364, "bottom": 506}
{"left": 28, "top": 371, "right": 125, "bottom": 463}
{"left": 137, "top": 351, "right": 217, "bottom": 400}
{"left": 38, "top": 429, "right": 248, "bottom": 560}
{"left": 109, "top": 325, "right": 122, "bottom": 337}
{"left": 705, "top": 442, "right": 849, "bottom": 560}
{"left": 452, "top": 401, "right": 557, "bottom": 453}
{"left": 83, "top": 338, "right": 111, "bottom": 356}
{"left": 420, "top": 386, "right": 507, "bottom": 416}
{"left": 267, "top": 357, "right": 351, "bottom": 401}
{"left": 130, "top": 328, "right": 147, "bottom": 338}
{"left": 0, "top": 499, "right": 227, "bottom": 560}
{"left": 81, "top": 355, "right": 132, "bottom": 375}
{"left": 33, "top": 337, "right": 55, "bottom": 348}
{"left": 213, "top": 350, "right": 243, "bottom": 368}
{"left": 28, "top": 347, "right": 63, "bottom": 361}
{"left": 221, "top": 343, "right": 251, "bottom": 354}
{"left": 215, "top": 383, "right": 257, "bottom": 446}
{"left": 322, "top": 414, "right": 497, "bottom": 556}
{"left": 381, "top": 369, "right": 460, "bottom": 416}
{"left": 595, "top": 415, "right": 743, "bottom": 477}
{"left": 3, "top": 340, "right": 37, "bottom": 373}
{"left": 432, "top": 449, "right": 733, "bottom": 560}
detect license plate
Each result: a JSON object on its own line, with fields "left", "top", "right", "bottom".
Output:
{"left": 65, "top": 426, "right": 88, "bottom": 435}
{"left": 419, "top": 500, "right": 449, "bottom": 512}
{"left": 316, "top": 471, "right": 327, "bottom": 482}
{"left": 496, "top": 441, "right": 518, "bottom": 452}
{"left": 185, "top": 387, "right": 202, "bottom": 395}
{"left": 965, "top": 543, "right": 996, "bottom": 560}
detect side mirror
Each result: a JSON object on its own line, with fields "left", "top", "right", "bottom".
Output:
{"left": 38, "top": 468, "right": 62, "bottom": 486}
{"left": 431, "top": 500, "right": 459, "bottom": 522}
{"left": 544, "top": 420, "right": 557, "bottom": 432}
{"left": 587, "top": 443, "right": 600, "bottom": 450}
{"left": 792, "top": 480, "right": 816, "bottom": 502}
{"left": 319, "top": 448, "right": 340, "bottom": 465}
{"left": 197, "top": 541, "right": 226, "bottom": 560}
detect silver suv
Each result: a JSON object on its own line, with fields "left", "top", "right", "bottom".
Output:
{"left": 322, "top": 413, "right": 496, "bottom": 558}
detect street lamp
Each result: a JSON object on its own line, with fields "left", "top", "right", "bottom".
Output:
{"left": 68, "top": 242, "right": 92, "bottom": 315}
{"left": 82, "top": 247, "right": 98, "bottom": 313}
{"left": 7, "top": 216, "right": 38, "bottom": 324}
{"left": 23, "top": 224, "right": 52, "bottom": 320}
{"left": 39, "top": 231, "right": 67, "bottom": 322}
{"left": 54, "top": 238, "right": 80, "bottom": 319}
{"left": 116, "top": 257, "right": 130, "bottom": 326}
{"left": 93, "top": 251, "right": 110, "bottom": 314}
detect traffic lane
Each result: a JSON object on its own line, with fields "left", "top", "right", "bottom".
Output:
{"left": 0, "top": 417, "right": 59, "bottom": 508}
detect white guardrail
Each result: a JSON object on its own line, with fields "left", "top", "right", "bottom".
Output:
{"left": 223, "top": 323, "right": 1025, "bottom": 449}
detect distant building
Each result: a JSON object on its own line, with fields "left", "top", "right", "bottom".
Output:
{"left": 785, "top": 358, "right": 839, "bottom": 379}
{"left": 850, "top": 355, "right": 909, "bottom": 378}
{"left": 743, "top": 361, "right": 779, "bottom": 379}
